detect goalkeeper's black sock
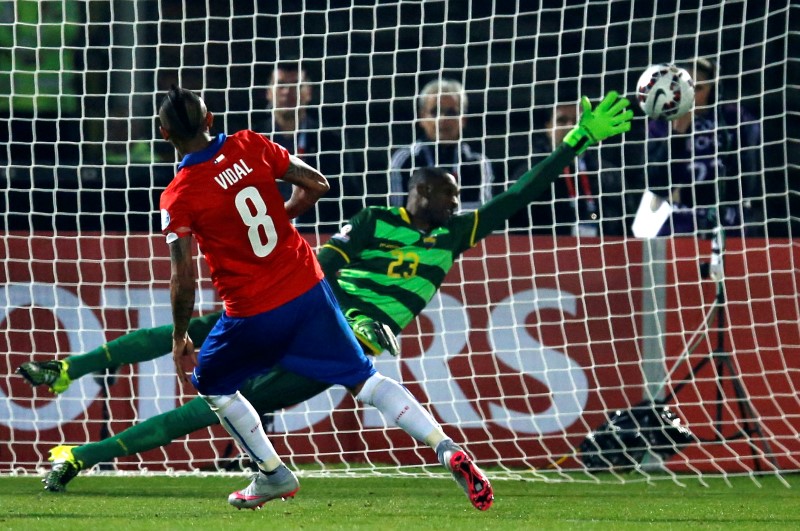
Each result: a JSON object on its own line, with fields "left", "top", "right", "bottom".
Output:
{"left": 72, "top": 397, "right": 218, "bottom": 469}
{"left": 65, "top": 325, "right": 174, "bottom": 379}
{"left": 64, "top": 345, "right": 115, "bottom": 380}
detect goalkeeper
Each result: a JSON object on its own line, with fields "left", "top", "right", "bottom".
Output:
{"left": 17, "top": 91, "right": 632, "bottom": 494}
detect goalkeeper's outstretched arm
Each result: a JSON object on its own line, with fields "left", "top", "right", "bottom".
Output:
{"left": 472, "top": 91, "right": 633, "bottom": 241}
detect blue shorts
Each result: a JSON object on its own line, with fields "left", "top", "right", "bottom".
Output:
{"left": 192, "top": 279, "right": 376, "bottom": 395}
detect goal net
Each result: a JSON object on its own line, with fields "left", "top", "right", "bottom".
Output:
{"left": 2, "top": 1, "right": 798, "bottom": 483}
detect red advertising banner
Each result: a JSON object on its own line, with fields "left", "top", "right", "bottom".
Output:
{"left": 1, "top": 233, "right": 798, "bottom": 473}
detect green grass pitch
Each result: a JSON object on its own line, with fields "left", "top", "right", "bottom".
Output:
{"left": 1, "top": 474, "right": 798, "bottom": 530}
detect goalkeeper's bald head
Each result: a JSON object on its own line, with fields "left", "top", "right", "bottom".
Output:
{"left": 408, "top": 166, "right": 452, "bottom": 192}
{"left": 406, "top": 167, "right": 459, "bottom": 230}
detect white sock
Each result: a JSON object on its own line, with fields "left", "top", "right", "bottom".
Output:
{"left": 356, "top": 372, "right": 447, "bottom": 448}
{"left": 203, "top": 391, "right": 282, "bottom": 472}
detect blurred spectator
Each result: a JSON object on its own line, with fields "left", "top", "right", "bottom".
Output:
{"left": 646, "top": 57, "right": 762, "bottom": 237}
{"left": 0, "top": 1, "right": 84, "bottom": 166}
{"left": 505, "top": 102, "right": 626, "bottom": 236}
{"left": 389, "top": 78, "right": 495, "bottom": 211}
{"left": 253, "top": 62, "right": 354, "bottom": 232}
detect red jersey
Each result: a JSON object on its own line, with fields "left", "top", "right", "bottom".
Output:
{"left": 160, "top": 130, "right": 323, "bottom": 317}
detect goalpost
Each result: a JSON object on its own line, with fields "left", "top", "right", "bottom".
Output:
{"left": 2, "top": 1, "right": 798, "bottom": 483}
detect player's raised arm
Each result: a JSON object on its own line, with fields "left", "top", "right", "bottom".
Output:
{"left": 280, "top": 154, "right": 330, "bottom": 219}
{"left": 472, "top": 91, "right": 633, "bottom": 240}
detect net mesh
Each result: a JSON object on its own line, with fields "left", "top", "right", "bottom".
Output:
{"left": 1, "top": 1, "right": 798, "bottom": 482}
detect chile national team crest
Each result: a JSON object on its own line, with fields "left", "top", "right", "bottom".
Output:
{"left": 160, "top": 209, "right": 171, "bottom": 231}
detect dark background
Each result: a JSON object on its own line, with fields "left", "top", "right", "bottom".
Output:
{"left": 1, "top": 0, "right": 796, "bottom": 236}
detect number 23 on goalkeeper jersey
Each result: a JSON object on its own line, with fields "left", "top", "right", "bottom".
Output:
{"left": 159, "top": 130, "right": 323, "bottom": 317}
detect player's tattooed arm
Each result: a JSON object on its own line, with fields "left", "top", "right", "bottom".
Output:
{"left": 169, "top": 234, "right": 197, "bottom": 385}
{"left": 169, "top": 235, "right": 196, "bottom": 340}
{"left": 281, "top": 154, "right": 330, "bottom": 219}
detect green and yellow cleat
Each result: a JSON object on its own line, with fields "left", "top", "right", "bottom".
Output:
{"left": 43, "top": 445, "right": 82, "bottom": 492}
{"left": 16, "top": 360, "right": 72, "bottom": 394}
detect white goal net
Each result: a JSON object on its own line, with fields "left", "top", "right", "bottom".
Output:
{"left": 2, "top": 1, "right": 798, "bottom": 483}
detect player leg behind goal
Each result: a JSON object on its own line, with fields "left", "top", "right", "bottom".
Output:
{"left": 16, "top": 312, "right": 222, "bottom": 394}
{"left": 39, "top": 365, "right": 332, "bottom": 492}
{"left": 21, "top": 298, "right": 493, "bottom": 511}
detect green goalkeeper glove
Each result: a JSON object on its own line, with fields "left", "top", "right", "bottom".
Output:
{"left": 563, "top": 91, "right": 633, "bottom": 155}
{"left": 346, "top": 310, "right": 400, "bottom": 357}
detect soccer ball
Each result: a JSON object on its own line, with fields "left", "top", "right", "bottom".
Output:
{"left": 636, "top": 64, "right": 695, "bottom": 121}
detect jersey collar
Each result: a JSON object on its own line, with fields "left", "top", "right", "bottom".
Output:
{"left": 178, "top": 133, "right": 227, "bottom": 169}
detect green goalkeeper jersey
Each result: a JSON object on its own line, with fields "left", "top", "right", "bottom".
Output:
{"left": 318, "top": 143, "right": 577, "bottom": 334}
{"left": 319, "top": 205, "right": 478, "bottom": 333}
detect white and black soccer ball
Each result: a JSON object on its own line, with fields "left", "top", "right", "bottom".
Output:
{"left": 636, "top": 64, "right": 695, "bottom": 121}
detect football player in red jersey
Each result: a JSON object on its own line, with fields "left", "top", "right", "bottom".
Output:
{"left": 157, "top": 86, "right": 494, "bottom": 511}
